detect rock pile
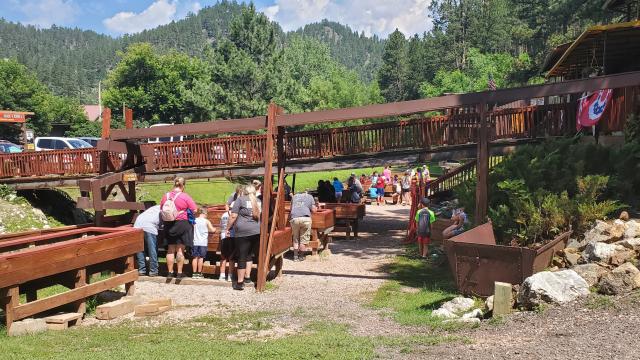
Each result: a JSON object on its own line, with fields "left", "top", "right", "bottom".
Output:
{"left": 431, "top": 296, "right": 483, "bottom": 324}
{"left": 553, "top": 217, "right": 640, "bottom": 295}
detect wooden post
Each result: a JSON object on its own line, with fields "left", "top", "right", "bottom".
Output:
{"left": 257, "top": 103, "right": 278, "bottom": 292}
{"left": 2, "top": 286, "right": 19, "bottom": 331}
{"left": 73, "top": 268, "right": 87, "bottom": 314}
{"left": 493, "top": 281, "right": 512, "bottom": 316}
{"left": 125, "top": 108, "right": 133, "bottom": 129}
{"left": 125, "top": 255, "right": 136, "bottom": 295}
{"left": 276, "top": 125, "right": 286, "bottom": 176}
{"left": 101, "top": 108, "right": 111, "bottom": 139}
{"left": 475, "top": 102, "right": 489, "bottom": 226}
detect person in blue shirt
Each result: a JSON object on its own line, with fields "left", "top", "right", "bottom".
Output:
{"left": 333, "top": 177, "right": 344, "bottom": 203}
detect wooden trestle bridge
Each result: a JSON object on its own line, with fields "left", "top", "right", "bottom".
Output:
{"left": 0, "top": 104, "right": 571, "bottom": 188}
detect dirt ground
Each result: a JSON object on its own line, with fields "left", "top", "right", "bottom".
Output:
{"left": 90, "top": 204, "right": 640, "bottom": 359}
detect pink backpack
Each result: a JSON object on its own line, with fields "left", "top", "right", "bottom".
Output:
{"left": 161, "top": 192, "right": 183, "bottom": 221}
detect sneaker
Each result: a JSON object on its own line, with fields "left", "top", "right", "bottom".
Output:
{"left": 148, "top": 272, "right": 159, "bottom": 277}
{"left": 167, "top": 272, "right": 176, "bottom": 279}
{"left": 233, "top": 282, "right": 245, "bottom": 291}
{"left": 176, "top": 273, "right": 186, "bottom": 279}
{"left": 138, "top": 271, "right": 146, "bottom": 277}
{"left": 219, "top": 274, "right": 226, "bottom": 281}
{"left": 294, "top": 255, "right": 305, "bottom": 262}
{"left": 244, "top": 278, "right": 253, "bottom": 285}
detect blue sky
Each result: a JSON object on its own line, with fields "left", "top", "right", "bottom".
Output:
{"left": 0, "top": 0, "right": 433, "bottom": 38}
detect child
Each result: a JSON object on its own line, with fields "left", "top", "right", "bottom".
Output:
{"left": 375, "top": 174, "right": 385, "bottom": 206}
{"left": 219, "top": 208, "right": 235, "bottom": 281}
{"left": 192, "top": 207, "right": 216, "bottom": 278}
{"left": 415, "top": 198, "right": 436, "bottom": 258}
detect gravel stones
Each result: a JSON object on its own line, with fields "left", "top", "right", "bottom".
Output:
{"left": 517, "top": 270, "right": 590, "bottom": 308}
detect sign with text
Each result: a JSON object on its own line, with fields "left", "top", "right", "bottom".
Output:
{"left": 0, "top": 111, "right": 30, "bottom": 123}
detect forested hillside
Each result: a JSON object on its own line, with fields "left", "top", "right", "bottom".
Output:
{"left": 0, "top": 1, "right": 381, "bottom": 103}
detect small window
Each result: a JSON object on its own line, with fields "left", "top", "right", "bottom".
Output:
{"left": 38, "top": 139, "right": 53, "bottom": 149}
{"left": 54, "top": 140, "right": 68, "bottom": 150}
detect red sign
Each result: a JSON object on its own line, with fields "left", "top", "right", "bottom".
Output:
{"left": 577, "top": 89, "right": 612, "bottom": 129}
{"left": 0, "top": 111, "right": 27, "bottom": 123}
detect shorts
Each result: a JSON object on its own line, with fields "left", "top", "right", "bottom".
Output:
{"left": 291, "top": 217, "right": 312, "bottom": 245}
{"left": 335, "top": 192, "right": 343, "bottom": 200}
{"left": 452, "top": 227, "right": 465, "bottom": 236}
{"left": 191, "top": 245, "right": 207, "bottom": 258}
{"left": 165, "top": 220, "right": 193, "bottom": 247}
{"left": 376, "top": 187, "right": 385, "bottom": 196}
{"left": 417, "top": 236, "right": 431, "bottom": 245}
{"left": 401, "top": 188, "right": 411, "bottom": 194}
{"left": 221, "top": 237, "right": 235, "bottom": 259}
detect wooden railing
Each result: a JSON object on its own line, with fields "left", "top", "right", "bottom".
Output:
{"left": 0, "top": 103, "right": 571, "bottom": 179}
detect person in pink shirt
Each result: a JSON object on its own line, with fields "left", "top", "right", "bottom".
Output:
{"left": 160, "top": 177, "right": 197, "bottom": 279}
{"left": 383, "top": 165, "right": 392, "bottom": 183}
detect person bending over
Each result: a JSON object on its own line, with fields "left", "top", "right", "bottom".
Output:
{"left": 134, "top": 204, "right": 162, "bottom": 277}
{"left": 443, "top": 207, "right": 468, "bottom": 240}
{"left": 290, "top": 190, "right": 317, "bottom": 261}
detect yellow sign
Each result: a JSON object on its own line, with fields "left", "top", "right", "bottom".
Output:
{"left": 123, "top": 173, "right": 137, "bottom": 182}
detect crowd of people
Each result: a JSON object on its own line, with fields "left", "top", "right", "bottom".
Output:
{"left": 132, "top": 164, "right": 456, "bottom": 290}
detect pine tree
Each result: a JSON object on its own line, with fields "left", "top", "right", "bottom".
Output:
{"left": 377, "top": 29, "right": 409, "bottom": 102}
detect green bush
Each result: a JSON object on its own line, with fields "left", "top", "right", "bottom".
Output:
{"left": 455, "top": 138, "right": 637, "bottom": 246}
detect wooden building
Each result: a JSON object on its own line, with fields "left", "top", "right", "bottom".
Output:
{"left": 542, "top": 20, "right": 640, "bottom": 133}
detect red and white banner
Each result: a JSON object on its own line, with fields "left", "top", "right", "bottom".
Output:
{"left": 577, "top": 89, "right": 612, "bottom": 129}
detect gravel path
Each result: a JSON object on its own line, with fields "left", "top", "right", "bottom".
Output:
{"left": 418, "top": 293, "right": 640, "bottom": 359}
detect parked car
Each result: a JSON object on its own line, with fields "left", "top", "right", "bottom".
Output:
{"left": 147, "top": 124, "right": 184, "bottom": 144}
{"left": 0, "top": 140, "right": 22, "bottom": 154}
{"left": 34, "top": 137, "right": 93, "bottom": 151}
{"left": 78, "top": 137, "right": 100, "bottom": 147}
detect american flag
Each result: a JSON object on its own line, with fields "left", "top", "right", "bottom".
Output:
{"left": 488, "top": 74, "right": 497, "bottom": 91}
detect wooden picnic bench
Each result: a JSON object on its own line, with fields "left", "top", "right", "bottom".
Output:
{"left": 323, "top": 203, "right": 366, "bottom": 240}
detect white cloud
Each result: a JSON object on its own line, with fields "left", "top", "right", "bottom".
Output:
{"left": 17, "top": 0, "right": 79, "bottom": 27}
{"left": 103, "top": 0, "right": 176, "bottom": 34}
{"left": 103, "top": 0, "right": 204, "bottom": 34}
{"left": 262, "top": 0, "right": 433, "bottom": 37}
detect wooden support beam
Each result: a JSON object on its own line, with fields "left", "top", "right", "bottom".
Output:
{"left": 101, "top": 108, "right": 111, "bottom": 139}
{"left": 257, "top": 103, "right": 278, "bottom": 293}
{"left": 261, "top": 168, "right": 286, "bottom": 285}
{"left": 475, "top": 102, "right": 489, "bottom": 225}
{"left": 125, "top": 108, "right": 133, "bottom": 129}
{"left": 2, "top": 286, "right": 19, "bottom": 331}
{"left": 73, "top": 268, "right": 87, "bottom": 314}
{"left": 493, "top": 281, "right": 513, "bottom": 316}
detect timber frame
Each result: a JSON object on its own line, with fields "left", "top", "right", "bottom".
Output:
{"left": 80, "top": 70, "right": 640, "bottom": 292}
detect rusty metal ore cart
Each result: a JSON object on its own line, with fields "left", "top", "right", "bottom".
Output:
{"left": 444, "top": 222, "right": 571, "bottom": 297}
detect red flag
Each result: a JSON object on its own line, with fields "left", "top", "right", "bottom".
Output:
{"left": 577, "top": 89, "right": 612, "bottom": 130}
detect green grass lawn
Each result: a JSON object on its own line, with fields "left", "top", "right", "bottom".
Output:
{"left": 370, "top": 245, "right": 471, "bottom": 329}
{"left": 0, "top": 312, "right": 463, "bottom": 360}
{"left": 61, "top": 162, "right": 444, "bottom": 208}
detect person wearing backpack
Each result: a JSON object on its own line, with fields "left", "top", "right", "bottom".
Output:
{"left": 160, "top": 177, "right": 197, "bottom": 279}
{"left": 415, "top": 198, "right": 436, "bottom": 258}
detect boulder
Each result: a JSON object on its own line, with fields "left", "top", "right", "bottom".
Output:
{"left": 564, "top": 252, "right": 582, "bottom": 267}
{"left": 462, "top": 309, "right": 484, "bottom": 319}
{"left": 566, "top": 238, "right": 585, "bottom": 250}
{"left": 432, "top": 308, "right": 457, "bottom": 319}
{"left": 597, "top": 262, "right": 640, "bottom": 295}
{"left": 584, "top": 229, "right": 610, "bottom": 244}
{"left": 609, "top": 248, "right": 636, "bottom": 266}
{"left": 616, "top": 238, "right": 640, "bottom": 251}
{"left": 8, "top": 318, "right": 48, "bottom": 336}
{"left": 624, "top": 220, "right": 639, "bottom": 239}
{"left": 609, "top": 222, "right": 626, "bottom": 240}
{"left": 484, "top": 295, "right": 494, "bottom": 312}
{"left": 593, "top": 220, "right": 611, "bottom": 234}
{"left": 572, "top": 263, "right": 609, "bottom": 287}
{"left": 517, "top": 270, "right": 590, "bottom": 308}
{"left": 583, "top": 242, "right": 618, "bottom": 263}
{"left": 440, "top": 297, "right": 475, "bottom": 314}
